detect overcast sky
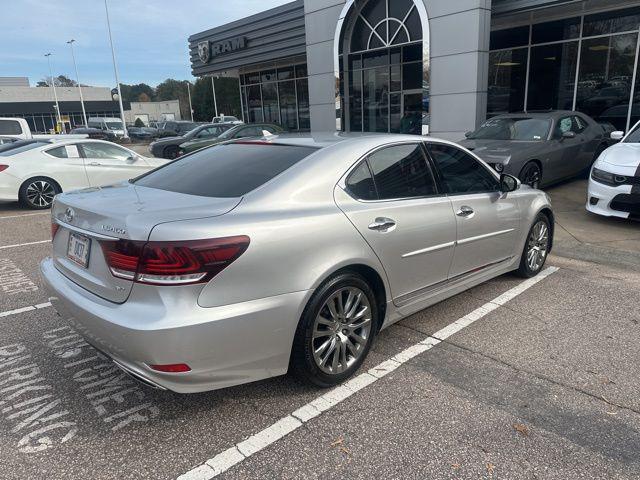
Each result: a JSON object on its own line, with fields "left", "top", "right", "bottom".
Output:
{"left": 0, "top": 0, "right": 291, "bottom": 88}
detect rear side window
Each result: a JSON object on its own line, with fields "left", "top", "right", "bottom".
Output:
{"left": 428, "top": 143, "right": 499, "bottom": 194}
{"left": 346, "top": 162, "right": 377, "bottom": 200}
{"left": 135, "top": 143, "right": 318, "bottom": 198}
{"left": 368, "top": 144, "right": 436, "bottom": 200}
{"left": 0, "top": 120, "right": 22, "bottom": 135}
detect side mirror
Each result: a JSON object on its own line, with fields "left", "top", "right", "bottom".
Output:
{"left": 610, "top": 131, "right": 624, "bottom": 141}
{"left": 464, "top": 131, "right": 473, "bottom": 138}
{"left": 126, "top": 155, "right": 138, "bottom": 163}
{"left": 500, "top": 174, "right": 520, "bottom": 193}
{"left": 562, "top": 131, "right": 576, "bottom": 139}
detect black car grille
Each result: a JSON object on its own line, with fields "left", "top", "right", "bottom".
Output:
{"left": 610, "top": 194, "right": 640, "bottom": 214}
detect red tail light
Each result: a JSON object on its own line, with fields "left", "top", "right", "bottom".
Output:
{"left": 0, "top": 165, "right": 8, "bottom": 172}
{"left": 149, "top": 363, "right": 191, "bottom": 373}
{"left": 100, "top": 236, "right": 250, "bottom": 286}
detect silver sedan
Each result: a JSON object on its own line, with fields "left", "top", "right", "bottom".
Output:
{"left": 41, "top": 134, "right": 554, "bottom": 393}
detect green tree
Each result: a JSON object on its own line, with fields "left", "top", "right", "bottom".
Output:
{"left": 119, "top": 83, "right": 155, "bottom": 103}
{"left": 134, "top": 118, "right": 145, "bottom": 127}
{"left": 155, "top": 79, "right": 191, "bottom": 119}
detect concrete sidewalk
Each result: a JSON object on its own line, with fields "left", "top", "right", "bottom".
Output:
{"left": 546, "top": 179, "right": 640, "bottom": 270}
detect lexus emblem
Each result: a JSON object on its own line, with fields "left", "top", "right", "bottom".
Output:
{"left": 64, "top": 207, "right": 75, "bottom": 223}
{"left": 198, "top": 41, "right": 210, "bottom": 64}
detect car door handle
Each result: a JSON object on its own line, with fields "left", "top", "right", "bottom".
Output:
{"left": 88, "top": 162, "right": 101, "bottom": 166}
{"left": 368, "top": 217, "right": 396, "bottom": 232}
{"left": 456, "top": 206, "right": 475, "bottom": 218}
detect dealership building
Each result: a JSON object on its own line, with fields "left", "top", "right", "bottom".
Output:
{"left": 189, "top": 0, "right": 640, "bottom": 140}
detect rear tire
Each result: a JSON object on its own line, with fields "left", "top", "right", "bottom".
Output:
{"left": 18, "top": 177, "right": 60, "bottom": 210}
{"left": 516, "top": 214, "right": 551, "bottom": 278}
{"left": 290, "top": 272, "right": 378, "bottom": 387}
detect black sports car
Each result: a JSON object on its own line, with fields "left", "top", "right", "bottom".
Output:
{"left": 149, "top": 123, "right": 234, "bottom": 159}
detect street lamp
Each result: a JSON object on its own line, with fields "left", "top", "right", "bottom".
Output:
{"left": 104, "top": 0, "right": 128, "bottom": 139}
{"left": 67, "top": 39, "right": 88, "bottom": 127}
{"left": 44, "top": 53, "right": 62, "bottom": 132}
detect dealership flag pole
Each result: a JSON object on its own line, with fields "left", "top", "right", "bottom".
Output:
{"left": 67, "top": 39, "right": 88, "bottom": 127}
{"left": 44, "top": 53, "right": 62, "bottom": 132}
{"left": 104, "top": 0, "right": 129, "bottom": 139}
{"left": 211, "top": 76, "right": 219, "bottom": 118}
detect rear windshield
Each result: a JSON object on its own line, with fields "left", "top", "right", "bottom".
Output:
{"left": 134, "top": 143, "right": 318, "bottom": 197}
{"left": 0, "top": 141, "right": 48, "bottom": 156}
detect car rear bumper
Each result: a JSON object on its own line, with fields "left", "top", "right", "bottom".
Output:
{"left": 586, "top": 179, "right": 634, "bottom": 219}
{"left": 40, "top": 257, "right": 309, "bottom": 393}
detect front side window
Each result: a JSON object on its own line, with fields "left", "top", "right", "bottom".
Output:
{"left": 80, "top": 143, "right": 131, "bottom": 161}
{"left": 135, "top": 143, "right": 318, "bottom": 198}
{"left": 367, "top": 143, "right": 436, "bottom": 200}
{"left": 428, "top": 143, "right": 499, "bottom": 195}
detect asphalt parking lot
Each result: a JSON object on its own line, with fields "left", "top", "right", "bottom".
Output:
{"left": 0, "top": 180, "right": 639, "bottom": 480}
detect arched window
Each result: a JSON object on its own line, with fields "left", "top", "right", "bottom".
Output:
{"left": 350, "top": 0, "right": 423, "bottom": 53}
{"left": 336, "top": 0, "right": 429, "bottom": 134}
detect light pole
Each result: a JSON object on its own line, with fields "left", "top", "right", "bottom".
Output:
{"left": 211, "top": 76, "right": 219, "bottom": 119}
{"left": 67, "top": 39, "right": 88, "bottom": 127}
{"left": 44, "top": 53, "right": 62, "bottom": 132}
{"left": 187, "top": 81, "right": 194, "bottom": 122}
{"left": 104, "top": 0, "right": 128, "bottom": 139}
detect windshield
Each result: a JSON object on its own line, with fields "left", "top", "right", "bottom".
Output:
{"left": 0, "top": 142, "right": 49, "bottom": 156}
{"left": 217, "top": 126, "right": 242, "bottom": 140}
{"left": 135, "top": 143, "right": 318, "bottom": 198}
{"left": 624, "top": 123, "right": 640, "bottom": 143}
{"left": 105, "top": 122, "right": 123, "bottom": 131}
{"left": 468, "top": 118, "right": 550, "bottom": 141}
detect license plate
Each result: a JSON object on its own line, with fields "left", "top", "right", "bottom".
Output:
{"left": 67, "top": 232, "right": 91, "bottom": 268}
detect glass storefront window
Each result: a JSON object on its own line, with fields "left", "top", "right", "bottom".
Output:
{"left": 246, "top": 85, "right": 264, "bottom": 123}
{"left": 262, "top": 82, "right": 279, "bottom": 124}
{"left": 488, "top": 48, "right": 528, "bottom": 115}
{"left": 576, "top": 34, "right": 638, "bottom": 131}
{"left": 297, "top": 78, "right": 310, "bottom": 131}
{"left": 527, "top": 42, "right": 578, "bottom": 111}
{"left": 532, "top": 17, "right": 580, "bottom": 44}
{"left": 278, "top": 81, "right": 297, "bottom": 130}
{"left": 583, "top": 7, "right": 640, "bottom": 37}
{"left": 490, "top": 26, "right": 530, "bottom": 50}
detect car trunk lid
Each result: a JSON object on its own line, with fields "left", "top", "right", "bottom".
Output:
{"left": 51, "top": 182, "right": 241, "bottom": 303}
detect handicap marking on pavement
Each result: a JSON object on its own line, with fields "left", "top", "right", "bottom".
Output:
{"left": 0, "top": 342, "right": 78, "bottom": 453}
{"left": 43, "top": 326, "right": 160, "bottom": 432}
{"left": 0, "top": 258, "right": 39, "bottom": 296}
{"left": 178, "top": 266, "right": 560, "bottom": 480}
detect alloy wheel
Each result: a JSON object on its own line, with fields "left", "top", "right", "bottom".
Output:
{"left": 526, "top": 220, "right": 549, "bottom": 272}
{"left": 312, "top": 287, "right": 372, "bottom": 375}
{"left": 26, "top": 180, "right": 56, "bottom": 208}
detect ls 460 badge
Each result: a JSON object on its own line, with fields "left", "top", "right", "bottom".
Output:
{"left": 101, "top": 225, "right": 126, "bottom": 235}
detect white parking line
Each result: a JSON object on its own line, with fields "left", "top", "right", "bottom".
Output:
{"left": 178, "top": 266, "right": 560, "bottom": 480}
{"left": 0, "top": 240, "right": 50, "bottom": 250}
{"left": 0, "top": 302, "right": 52, "bottom": 319}
{"left": 0, "top": 212, "right": 49, "bottom": 220}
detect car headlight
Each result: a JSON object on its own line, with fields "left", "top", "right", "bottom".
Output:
{"left": 591, "top": 167, "right": 627, "bottom": 187}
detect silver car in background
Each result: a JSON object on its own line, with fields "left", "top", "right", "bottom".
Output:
{"left": 41, "top": 134, "right": 554, "bottom": 393}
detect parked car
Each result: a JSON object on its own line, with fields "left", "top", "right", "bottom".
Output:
{"left": 0, "top": 118, "right": 88, "bottom": 141}
{"left": 587, "top": 122, "right": 640, "bottom": 219}
{"left": 178, "top": 123, "right": 283, "bottom": 155}
{"left": 212, "top": 115, "right": 243, "bottom": 124}
{"left": 156, "top": 121, "right": 203, "bottom": 138}
{"left": 149, "top": 123, "right": 234, "bottom": 159}
{"left": 459, "top": 111, "right": 609, "bottom": 188}
{"left": 0, "top": 139, "right": 166, "bottom": 209}
{"left": 40, "top": 134, "right": 554, "bottom": 393}
{"left": 70, "top": 127, "right": 117, "bottom": 142}
{"left": 127, "top": 126, "right": 158, "bottom": 142}
{"left": 87, "top": 117, "right": 126, "bottom": 138}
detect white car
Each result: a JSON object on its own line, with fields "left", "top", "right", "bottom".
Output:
{"left": 587, "top": 123, "right": 640, "bottom": 220}
{"left": 0, "top": 139, "right": 166, "bottom": 209}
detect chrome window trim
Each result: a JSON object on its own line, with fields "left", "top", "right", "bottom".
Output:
{"left": 54, "top": 218, "right": 119, "bottom": 241}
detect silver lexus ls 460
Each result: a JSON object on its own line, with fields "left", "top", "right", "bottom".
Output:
{"left": 41, "top": 134, "right": 554, "bottom": 393}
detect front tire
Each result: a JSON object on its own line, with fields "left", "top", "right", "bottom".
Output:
{"left": 19, "top": 177, "right": 60, "bottom": 209}
{"left": 519, "top": 161, "right": 542, "bottom": 189}
{"left": 163, "top": 145, "right": 179, "bottom": 159}
{"left": 516, "top": 214, "right": 551, "bottom": 278}
{"left": 290, "top": 272, "right": 378, "bottom": 387}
